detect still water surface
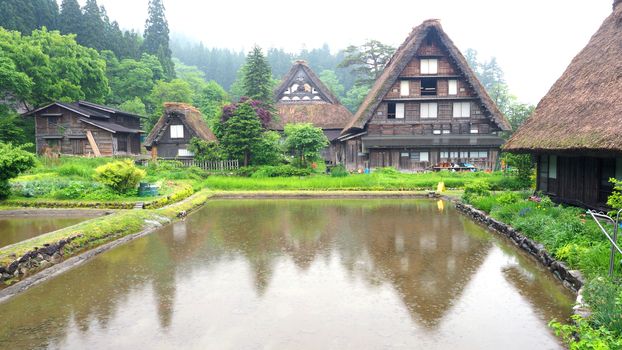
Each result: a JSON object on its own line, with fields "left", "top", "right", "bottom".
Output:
{"left": 0, "top": 216, "right": 89, "bottom": 248}
{"left": 0, "top": 199, "right": 574, "bottom": 349}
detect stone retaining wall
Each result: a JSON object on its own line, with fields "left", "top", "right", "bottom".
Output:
{"left": 454, "top": 201, "right": 584, "bottom": 293}
{"left": 0, "top": 235, "right": 81, "bottom": 282}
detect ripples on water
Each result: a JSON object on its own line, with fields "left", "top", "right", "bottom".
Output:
{"left": 0, "top": 199, "right": 574, "bottom": 349}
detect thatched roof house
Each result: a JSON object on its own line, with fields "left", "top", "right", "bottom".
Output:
{"left": 505, "top": 1, "right": 622, "bottom": 153}
{"left": 339, "top": 19, "right": 510, "bottom": 171}
{"left": 504, "top": 1, "right": 622, "bottom": 208}
{"left": 274, "top": 60, "right": 353, "bottom": 163}
{"left": 342, "top": 20, "right": 510, "bottom": 135}
{"left": 145, "top": 103, "right": 216, "bottom": 159}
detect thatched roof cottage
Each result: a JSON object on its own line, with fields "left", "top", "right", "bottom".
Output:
{"left": 504, "top": 0, "right": 622, "bottom": 208}
{"left": 144, "top": 103, "right": 217, "bottom": 159}
{"left": 273, "top": 60, "right": 353, "bottom": 164}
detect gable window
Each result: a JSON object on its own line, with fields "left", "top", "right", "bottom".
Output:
{"left": 177, "top": 149, "right": 194, "bottom": 157}
{"left": 453, "top": 102, "right": 471, "bottom": 118}
{"left": 387, "top": 103, "right": 396, "bottom": 119}
{"left": 48, "top": 116, "right": 60, "bottom": 129}
{"left": 448, "top": 80, "right": 458, "bottom": 95}
{"left": 170, "top": 125, "right": 184, "bottom": 139}
{"left": 421, "top": 78, "right": 437, "bottom": 96}
{"left": 395, "top": 103, "right": 405, "bottom": 119}
{"left": 400, "top": 81, "right": 409, "bottom": 96}
{"left": 420, "top": 59, "right": 438, "bottom": 74}
{"left": 420, "top": 102, "right": 438, "bottom": 118}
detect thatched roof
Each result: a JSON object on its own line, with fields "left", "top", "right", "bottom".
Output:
{"left": 272, "top": 60, "right": 353, "bottom": 130}
{"left": 144, "top": 103, "right": 216, "bottom": 147}
{"left": 504, "top": 3, "right": 622, "bottom": 153}
{"left": 342, "top": 19, "right": 510, "bottom": 134}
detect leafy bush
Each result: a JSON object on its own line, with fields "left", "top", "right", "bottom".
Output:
{"left": 330, "top": 165, "right": 348, "bottom": 178}
{"left": 93, "top": 160, "right": 145, "bottom": 194}
{"left": 583, "top": 278, "right": 622, "bottom": 337}
{"left": 462, "top": 181, "right": 491, "bottom": 202}
{"left": 550, "top": 315, "right": 622, "bottom": 350}
{"left": 189, "top": 137, "right": 223, "bottom": 162}
{"left": 0, "top": 143, "right": 36, "bottom": 199}
{"left": 250, "top": 165, "right": 312, "bottom": 178}
{"left": 469, "top": 195, "right": 497, "bottom": 213}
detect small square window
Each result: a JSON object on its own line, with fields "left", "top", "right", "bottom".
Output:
{"left": 170, "top": 125, "right": 184, "bottom": 139}
{"left": 387, "top": 103, "right": 396, "bottom": 119}
{"left": 433, "top": 130, "right": 441, "bottom": 135}
{"left": 470, "top": 128, "right": 479, "bottom": 134}
{"left": 420, "top": 59, "right": 438, "bottom": 74}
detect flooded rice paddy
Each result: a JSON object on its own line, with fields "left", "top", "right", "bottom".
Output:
{"left": 0, "top": 216, "right": 90, "bottom": 248}
{"left": 0, "top": 199, "right": 574, "bottom": 349}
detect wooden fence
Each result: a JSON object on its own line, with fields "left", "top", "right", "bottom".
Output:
{"left": 163, "top": 158, "right": 239, "bottom": 171}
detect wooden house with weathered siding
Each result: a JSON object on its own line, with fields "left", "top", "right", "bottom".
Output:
{"left": 273, "top": 60, "right": 353, "bottom": 164}
{"left": 339, "top": 20, "right": 511, "bottom": 171}
{"left": 25, "top": 101, "right": 143, "bottom": 156}
{"left": 504, "top": 1, "right": 622, "bottom": 209}
{"left": 144, "top": 103, "right": 217, "bottom": 159}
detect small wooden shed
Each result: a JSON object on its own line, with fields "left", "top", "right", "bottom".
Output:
{"left": 25, "top": 101, "right": 143, "bottom": 156}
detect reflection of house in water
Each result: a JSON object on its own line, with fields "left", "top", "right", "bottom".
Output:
{"left": 341, "top": 202, "right": 493, "bottom": 327}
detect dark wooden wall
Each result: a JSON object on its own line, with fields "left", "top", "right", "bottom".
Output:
{"left": 537, "top": 154, "right": 619, "bottom": 209}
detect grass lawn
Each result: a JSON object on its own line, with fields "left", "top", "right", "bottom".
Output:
{"left": 204, "top": 170, "right": 522, "bottom": 191}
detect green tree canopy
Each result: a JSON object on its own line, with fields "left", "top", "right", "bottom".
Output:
{"left": 219, "top": 101, "right": 263, "bottom": 166}
{"left": 143, "top": 0, "right": 174, "bottom": 79}
{"left": 242, "top": 46, "right": 274, "bottom": 103}
{"left": 338, "top": 40, "right": 394, "bottom": 87}
{"left": 0, "top": 27, "right": 109, "bottom": 106}
{"left": 58, "top": 0, "right": 82, "bottom": 37}
{"left": 283, "top": 123, "right": 329, "bottom": 167}
{"left": 145, "top": 78, "right": 193, "bottom": 131}
{"left": 319, "top": 70, "right": 345, "bottom": 99}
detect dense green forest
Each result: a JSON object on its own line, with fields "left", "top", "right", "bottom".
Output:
{"left": 0, "top": 0, "right": 531, "bottom": 147}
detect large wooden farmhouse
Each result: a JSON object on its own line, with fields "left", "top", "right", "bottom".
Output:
{"left": 144, "top": 102, "right": 217, "bottom": 159}
{"left": 504, "top": 1, "right": 622, "bottom": 209}
{"left": 273, "top": 60, "right": 353, "bottom": 164}
{"left": 26, "top": 101, "right": 143, "bottom": 156}
{"left": 339, "top": 19, "right": 510, "bottom": 171}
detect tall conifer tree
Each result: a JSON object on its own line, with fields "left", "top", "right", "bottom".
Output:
{"left": 242, "top": 46, "right": 273, "bottom": 103}
{"left": 81, "top": 0, "right": 105, "bottom": 50}
{"left": 59, "top": 0, "right": 83, "bottom": 36}
{"left": 143, "top": 0, "right": 174, "bottom": 79}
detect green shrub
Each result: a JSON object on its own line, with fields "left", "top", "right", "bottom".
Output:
{"left": 330, "top": 165, "right": 348, "bottom": 178}
{"left": 0, "top": 143, "right": 36, "bottom": 199}
{"left": 583, "top": 278, "right": 622, "bottom": 336}
{"left": 93, "top": 160, "right": 145, "bottom": 194}
{"left": 469, "top": 195, "right": 496, "bottom": 213}
{"left": 550, "top": 315, "right": 622, "bottom": 350}
{"left": 250, "top": 165, "right": 312, "bottom": 178}
{"left": 462, "top": 181, "right": 491, "bottom": 202}
{"left": 496, "top": 191, "right": 522, "bottom": 205}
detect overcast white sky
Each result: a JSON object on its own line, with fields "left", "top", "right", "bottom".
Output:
{"left": 82, "top": 0, "right": 612, "bottom": 105}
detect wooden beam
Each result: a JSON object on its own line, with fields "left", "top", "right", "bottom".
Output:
{"left": 86, "top": 130, "right": 101, "bottom": 157}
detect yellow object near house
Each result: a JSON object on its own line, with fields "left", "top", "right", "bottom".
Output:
{"left": 437, "top": 182, "right": 446, "bottom": 192}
